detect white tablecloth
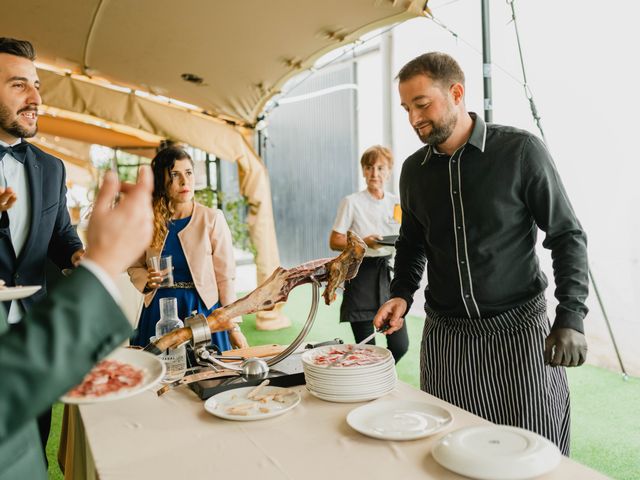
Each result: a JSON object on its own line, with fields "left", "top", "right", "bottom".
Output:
{"left": 68, "top": 381, "right": 608, "bottom": 479}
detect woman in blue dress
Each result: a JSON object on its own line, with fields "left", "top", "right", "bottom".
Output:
{"left": 127, "top": 146, "right": 248, "bottom": 351}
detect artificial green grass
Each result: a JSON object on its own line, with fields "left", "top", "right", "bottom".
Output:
{"left": 46, "top": 285, "right": 639, "bottom": 479}
{"left": 46, "top": 404, "right": 64, "bottom": 480}
{"left": 566, "top": 366, "right": 640, "bottom": 479}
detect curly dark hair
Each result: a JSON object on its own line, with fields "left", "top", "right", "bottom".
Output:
{"left": 150, "top": 146, "right": 193, "bottom": 249}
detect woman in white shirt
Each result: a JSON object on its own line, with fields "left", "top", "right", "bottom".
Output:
{"left": 329, "top": 146, "right": 408, "bottom": 362}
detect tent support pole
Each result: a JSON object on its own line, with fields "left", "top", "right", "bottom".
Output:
{"left": 588, "top": 267, "right": 628, "bottom": 379}
{"left": 505, "top": 0, "right": 628, "bottom": 379}
{"left": 481, "top": 0, "right": 493, "bottom": 122}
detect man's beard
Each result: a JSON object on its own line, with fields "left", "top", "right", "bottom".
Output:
{"left": 0, "top": 102, "right": 38, "bottom": 139}
{"left": 416, "top": 106, "right": 457, "bottom": 146}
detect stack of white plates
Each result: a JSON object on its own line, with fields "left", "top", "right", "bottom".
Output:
{"left": 301, "top": 344, "right": 396, "bottom": 402}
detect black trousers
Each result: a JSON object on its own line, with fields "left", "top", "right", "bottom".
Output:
{"left": 341, "top": 256, "right": 409, "bottom": 363}
{"left": 350, "top": 319, "right": 409, "bottom": 363}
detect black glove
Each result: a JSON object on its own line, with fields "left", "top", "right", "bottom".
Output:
{"left": 544, "top": 328, "right": 588, "bottom": 367}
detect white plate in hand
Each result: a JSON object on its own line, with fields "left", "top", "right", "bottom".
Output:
{"left": 431, "top": 425, "right": 561, "bottom": 480}
{"left": 377, "top": 235, "right": 399, "bottom": 247}
{"left": 347, "top": 400, "right": 453, "bottom": 440}
{"left": 60, "top": 348, "right": 165, "bottom": 404}
{"left": 0, "top": 285, "right": 41, "bottom": 301}
{"left": 204, "top": 386, "right": 301, "bottom": 421}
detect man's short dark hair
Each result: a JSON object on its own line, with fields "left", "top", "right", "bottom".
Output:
{"left": 397, "top": 52, "right": 465, "bottom": 88}
{"left": 0, "top": 37, "right": 36, "bottom": 61}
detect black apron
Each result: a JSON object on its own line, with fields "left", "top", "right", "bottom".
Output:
{"left": 340, "top": 255, "right": 391, "bottom": 323}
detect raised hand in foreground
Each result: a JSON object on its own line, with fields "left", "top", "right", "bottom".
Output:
{"left": 85, "top": 167, "right": 154, "bottom": 279}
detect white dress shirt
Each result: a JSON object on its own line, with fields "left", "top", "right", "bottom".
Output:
{"left": 332, "top": 189, "right": 400, "bottom": 257}
{"left": 0, "top": 139, "right": 31, "bottom": 323}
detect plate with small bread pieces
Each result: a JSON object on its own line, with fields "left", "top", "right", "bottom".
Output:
{"left": 204, "top": 381, "right": 301, "bottom": 421}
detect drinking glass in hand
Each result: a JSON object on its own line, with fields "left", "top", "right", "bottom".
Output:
{"left": 147, "top": 255, "right": 174, "bottom": 287}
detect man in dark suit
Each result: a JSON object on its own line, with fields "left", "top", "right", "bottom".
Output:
{"left": 0, "top": 166, "right": 154, "bottom": 480}
{"left": 0, "top": 37, "right": 84, "bottom": 455}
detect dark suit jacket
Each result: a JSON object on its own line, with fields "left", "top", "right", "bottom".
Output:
{"left": 0, "top": 142, "right": 83, "bottom": 314}
{"left": 0, "top": 267, "right": 131, "bottom": 479}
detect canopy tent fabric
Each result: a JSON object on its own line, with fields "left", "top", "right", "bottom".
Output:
{"left": 1, "top": 0, "right": 425, "bottom": 328}
{"left": 30, "top": 140, "right": 94, "bottom": 186}
{"left": 36, "top": 72, "right": 283, "bottom": 317}
{"left": 1, "top": 0, "right": 425, "bottom": 126}
{"left": 37, "top": 112, "right": 160, "bottom": 155}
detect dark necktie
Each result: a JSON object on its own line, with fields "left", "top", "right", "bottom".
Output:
{"left": 0, "top": 142, "right": 29, "bottom": 164}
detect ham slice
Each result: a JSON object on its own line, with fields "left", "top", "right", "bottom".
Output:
{"left": 67, "top": 359, "right": 144, "bottom": 397}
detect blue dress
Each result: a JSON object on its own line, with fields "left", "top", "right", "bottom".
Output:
{"left": 130, "top": 216, "right": 232, "bottom": 352}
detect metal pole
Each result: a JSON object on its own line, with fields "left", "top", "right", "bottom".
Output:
{"left": 381, "top": 29, "right": 394, "bottom": 151}
{"left": 481, "top": 0, "right": 493, "bottom": 122}
{"left": 215, "top": 156, "right": 222, "bottom": 210}
{"left": 205, "top": 152, "right": 211, "bottom": 189}
{"left": 589, "top": 267, "right": 628, "bottom": 380}
{"left": 506, "top": 0, "right": 627, "bottom": 379}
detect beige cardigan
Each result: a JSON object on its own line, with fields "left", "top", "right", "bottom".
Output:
{"left": 127, "top": 202, "right": 237, "bottom": 310}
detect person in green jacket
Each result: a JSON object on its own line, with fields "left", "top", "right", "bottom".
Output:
{"left": 0, "top": 166, "right": 154, "bottom": 480}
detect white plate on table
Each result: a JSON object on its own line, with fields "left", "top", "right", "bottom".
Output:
{"left": 60, "top": 347, "right": 165, "bottom": 405}
{"left": 431, "top": 425, "right": 561, "bottom": 480}
{"left": 0, "top": 285, "right": 41, "bottom": 301}
{"left": 204, "top": 386, "right": 301, "bottom": 421}
{"left": 347, "top": 400, "right": 453, "bottom": 440}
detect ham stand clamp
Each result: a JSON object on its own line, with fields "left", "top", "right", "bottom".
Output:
{"left": 188, "top": 278, "right": 326, "bottom": 400}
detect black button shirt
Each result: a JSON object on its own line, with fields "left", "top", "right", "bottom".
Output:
{"left": 391, "top": 113, "right": 588, "bottom": 333}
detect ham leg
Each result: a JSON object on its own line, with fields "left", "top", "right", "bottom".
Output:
{"left": 145, "top": 231, "right": 366, "bottom": 354}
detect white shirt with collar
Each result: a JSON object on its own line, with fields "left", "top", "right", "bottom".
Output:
{"left": 0, "top": 139, "right": 31, "bottom": 324}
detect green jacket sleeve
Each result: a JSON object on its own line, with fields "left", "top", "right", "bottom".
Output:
{"left": 0, "top": 266, "right": 132, "bottom": 442}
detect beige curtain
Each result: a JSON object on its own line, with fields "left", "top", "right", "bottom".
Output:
{"left": 40, "top": 70, "right": 288, "bottom": 329}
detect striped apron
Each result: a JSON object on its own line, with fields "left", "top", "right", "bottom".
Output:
{"left": 420, "top": 293, "right": 571, "bottom": 455}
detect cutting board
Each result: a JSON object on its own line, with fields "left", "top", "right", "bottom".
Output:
{"left": 221, "top": 344, "right": 286, "bottom": 358}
